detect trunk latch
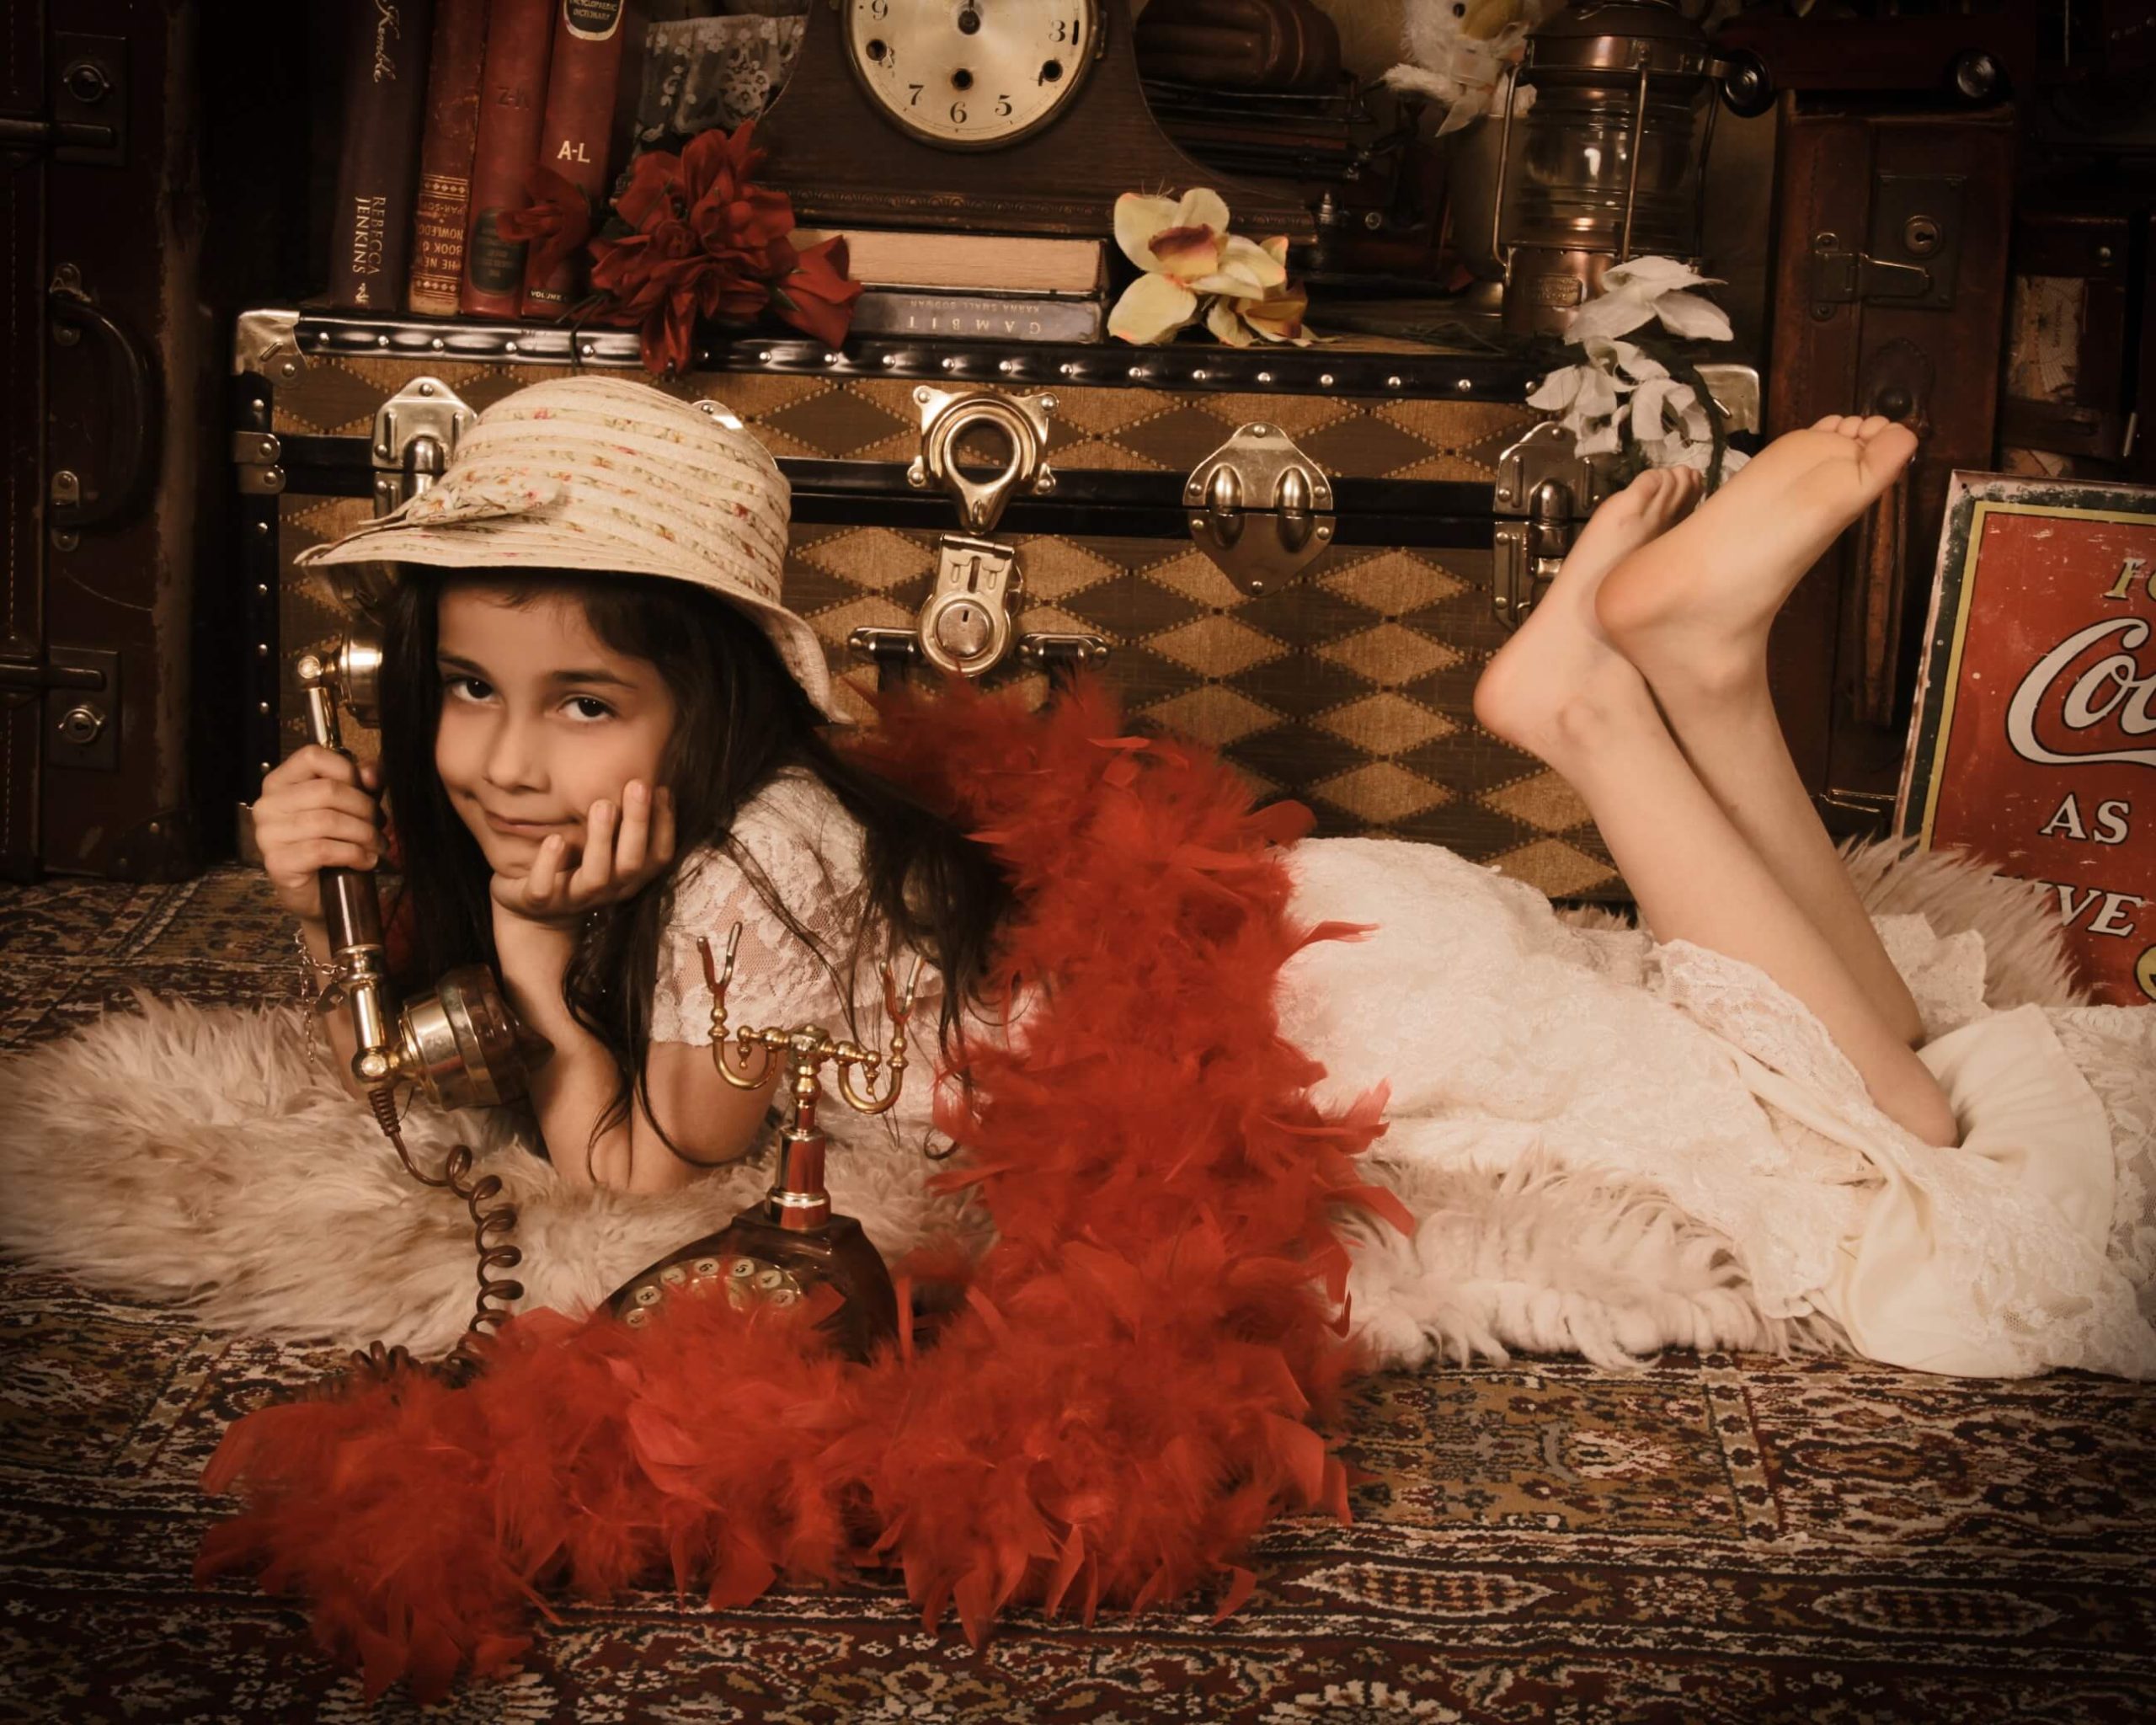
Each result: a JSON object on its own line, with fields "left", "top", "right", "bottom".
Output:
{"left": 1183, "top": 423, "right": 1336, "bottom": 595}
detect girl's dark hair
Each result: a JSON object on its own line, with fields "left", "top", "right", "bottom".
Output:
{"left": 375, "top": 568, "right": 1011, "bottom": 1160}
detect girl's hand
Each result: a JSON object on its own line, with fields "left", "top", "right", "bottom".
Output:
{"left": 490, "top": 781, "right": 676, "bottom": 925}
{"left": 251, "top": 745, "right": 384, "bottom": 922}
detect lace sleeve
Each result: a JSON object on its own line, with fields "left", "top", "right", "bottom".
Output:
{"left": 648, "top": 774, "right": 871, "bottom": 1046}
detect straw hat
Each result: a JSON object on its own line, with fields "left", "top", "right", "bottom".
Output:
{"left": 296, "top": 376, "right": 837, "bottom": 717}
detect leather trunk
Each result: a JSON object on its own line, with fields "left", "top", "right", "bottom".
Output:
{"left": 1762, "top": 95, "right": 2017, "bottom": 837}
{"left": 0, "top": 0, "right": 220, "bottom": 879}
{"left": 232, "top": 310, "right": 1643, "bottom": 905}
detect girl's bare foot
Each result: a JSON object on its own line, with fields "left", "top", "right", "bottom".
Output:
{"left": 1593, "top": 414, "right": 1919, "bottom": 697}
{"left": 1474, "top": 466, "right": 1702, "bottom": 770}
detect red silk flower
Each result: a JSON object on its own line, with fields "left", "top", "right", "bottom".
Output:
{"left": 585, "top": 122, "right": 861, "bottom": 376}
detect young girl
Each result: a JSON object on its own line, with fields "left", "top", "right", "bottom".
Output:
{"left": 255, "top": 377, "right": 1003, "bottom": 1194}
{"left": 253, "top": 376, "right": 2152, "bottom": 1378}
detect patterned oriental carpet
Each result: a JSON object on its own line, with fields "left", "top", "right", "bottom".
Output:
{"left": 0, "top": 869, "right": 2151, "bottom": 1724}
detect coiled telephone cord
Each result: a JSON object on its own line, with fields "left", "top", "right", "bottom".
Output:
{"left": 366, "top": 1085, "right": 525, "bottom": 1382}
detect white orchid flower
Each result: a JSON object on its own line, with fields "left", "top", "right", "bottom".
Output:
{"left": 1630, "top": 376, "right": 1715, "bottom": 467}
{"left": 1566, "top": 255, "right": 1734, "bottom": 346}
{"left": 1108, "top": 189, "right": 1290, "bottom": 345}
{"left": 1234, "top": 237, "right": 1312, "bottom": 344}
{"left": 1582, "top": 335, "right": 1667, "bottom": 383}
{"left": 1526, "top": 359, "right": 1622, "bottom": 425}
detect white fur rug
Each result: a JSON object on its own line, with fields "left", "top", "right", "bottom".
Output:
{"left": 0, "top": 840, "right": 2090, "bottom": 1370}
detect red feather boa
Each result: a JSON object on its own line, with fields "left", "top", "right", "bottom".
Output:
{"left": 197, "top": 678, "right": 1406, "bottom": 1701}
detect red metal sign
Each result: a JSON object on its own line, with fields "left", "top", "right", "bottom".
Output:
{"left": 1897, "top": 473, "right": 2156, "bottom": 1006}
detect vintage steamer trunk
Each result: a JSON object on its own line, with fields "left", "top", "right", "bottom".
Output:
{"left": 232, "top": 307, "right": 1640, "bottom": 903}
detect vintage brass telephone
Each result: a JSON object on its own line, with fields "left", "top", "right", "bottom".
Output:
{"left": 297, "top": 626, "right": 534, "bottom": 1370}
{"left": 606, "top": 926, "right": 921, "bottom": 1363}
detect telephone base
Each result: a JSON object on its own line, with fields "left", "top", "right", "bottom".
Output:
{"left": 607, "top": 1204, "right": 900, "bottom": 1364}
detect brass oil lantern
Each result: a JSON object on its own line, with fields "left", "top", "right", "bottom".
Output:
{"left": 1491, "top": 0, "right": 1723, "bottom": 335}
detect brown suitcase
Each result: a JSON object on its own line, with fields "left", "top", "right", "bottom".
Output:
{"left": 0, "top": 3, "right": 224, "bottom": 880}
{"left": 1762, "top": 95, "right": 2017, "bottom": 836}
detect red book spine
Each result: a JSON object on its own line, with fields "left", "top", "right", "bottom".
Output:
{"left": 405, "top": 0, "right": 491, "bottom": 315}
{"left": 459, "top": 0, "right": 556, "bottom": 318}
{"left": 326, "top": 0, "right": 438, "bottom": 310}
{"left": 521, "top": 0, "right": 638, "bottom": 314}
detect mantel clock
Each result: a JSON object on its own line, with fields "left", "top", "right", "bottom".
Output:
{"left": 754, "top": 0, "right": 1312, "bottom": 242}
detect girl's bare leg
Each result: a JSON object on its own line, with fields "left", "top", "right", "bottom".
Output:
{"left": 1596, "top": 415, "right": 1927, "bottom": 1045}
{"left": 1475, "top": 467, "right": 1959, "bottom": 1147}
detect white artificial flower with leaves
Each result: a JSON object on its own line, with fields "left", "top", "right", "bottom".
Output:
{"left": 1525, "top": 258, "right": 1747, "bottom": 481}
{"left": 1525, "top": 335, "right": 1670, "bottom": 454}
{"left": 1566, "top": 255, "right": 1735, "bottom": 345}
{"left": 1107, "top": 190, "right": 1310, "bottom": 346}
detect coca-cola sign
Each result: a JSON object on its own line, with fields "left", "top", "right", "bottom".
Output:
{"left": 2004, "top": 614, "right": 2156, "bottom": 771}
{"left": 1898, "top": 475, "right": 2156, "bottom": 1006}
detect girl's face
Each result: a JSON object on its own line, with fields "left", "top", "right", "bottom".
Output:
{"left": 433, "top": 585, "right": 678, "bottom": 876}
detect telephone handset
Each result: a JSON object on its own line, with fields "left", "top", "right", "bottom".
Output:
{"left": 296, "top": 632, "right": 528, "bottom": 1110}
{"left": 296, "top": 625, "right": 533, "bottom": 1372}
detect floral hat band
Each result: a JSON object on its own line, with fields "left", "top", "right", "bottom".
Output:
{"left": 296, "top": 376, "right": 838, "bottom": 718}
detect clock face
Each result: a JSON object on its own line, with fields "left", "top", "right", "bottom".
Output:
{"left": 845, "top": 0, "right": 1102, "bottom": 150}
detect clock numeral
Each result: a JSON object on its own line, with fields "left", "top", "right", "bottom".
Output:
{"left": 995, "top": 93, "right": 1013, "bottom": 117}
{"left": 908, "top": 83, "right": 923, "bottom": 105}
{"left": 1052, "top": 19, "right": 1068, "bottom": 41}
{"left": 950, "top": 99, "right": 967, "bottom": 124}
{"left": 868, "top": 0, "right": 889, "bottom": 15}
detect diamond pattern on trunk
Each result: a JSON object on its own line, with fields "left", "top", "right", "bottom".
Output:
{"left": 1392, "top": 450, "right": 1511, "bottom": 483}
{"left": 1144, "top": 547, "right": 1253, "bottom": 610}
{"left": 1058, "top": 573, "right": 1204, "bottom": 640}
{"left": 705, "top": 371, "right": 835, "bottom": 422}
{"left": 1379, "top": 398, "right": 1541, "bottom": 464}
{"left": 1320, "top": 551, "right": 1465, "bottom": 616}
{"left": 1116, "top": 404, "right": 1261, "bottom": 473}
{"left": 1199, "top": 392, "right": 1361, "bottom": 440}
{"left": 1049, "top": 436, "right": 1174, "bottom": 472}
{"left": 1311, "top": 761, "right": 1452, "bottom": 825}
{"left": 1402, "top": 657, "right": 1489, "bottom": 717}
{"left": 1390, "top": 800, "right": 1527, "bottom": 857}
{"left": 1295, "top": 413, "right": 1446, "bottom": 481}
{"left": 1143, "top": 684, "right": 1281, "bottom": 749}
{"left": 1236, "top": 582, "right": 1381, "bottom": 649}
{"left": 761, "top": 386, "right": 914, "bottom": 459}
{"left": 1105, "top": 643, "right": 1203, "bottom": 710}
{"left": 1402, "top": 729, "right": 1540, "bottom": 795}
{"left": 1051, "top": 384, "right": 1177, "bottom": 436}
{"left": 806, "top": 592, "right": 915, "bottom": 648}
{"left": 1489, "top": 836, "right": 1620, "bottom": 896}
{"left": 1150, "top": 616, "right": 1285, "bottom": 678}
{"left": 274, "top": 360, "right": 412, "bottom": 435}
{"left": 1010, "top": 536, "right": 1120, "bottom": 602}
{"left": 1227, "top": 652, "right": 1374, "bottom": 718}
{"left": 1316, "top": 692, "right": 1456, "bottom": 756}
{"left": 1320, "top": 622, "right": 1460, "bottom": 686}
{"left": 798, "top": 526, "right": 935, "bottom": 590}
{"left": 1482, "top": 769, "right": 1596, "bottom": 835}
{"left": 778, "top": 561, "right": 873, "bottom": 617}
{"left": 281, "top": 495, "right": 366, "bottom": 548}
{"left": 1231, "top": 723, "right": 1369, "bottom": 788}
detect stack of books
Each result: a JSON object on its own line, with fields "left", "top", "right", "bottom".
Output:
{"left": 327, "top": 0, "right": 638, "bottom": 319}
{"left": 323, "top": 0, "right": 1110, "bottom": 344}
{"left": 791, "top": 228, "right": 1107, "bottom": 344}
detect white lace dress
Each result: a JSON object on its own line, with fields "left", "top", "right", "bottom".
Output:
{"left": 648, "top": 770, "right": 955, "bottom": 1195}
{"left": 648, "top": 772, "right": 2156, "bottom": 1380}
